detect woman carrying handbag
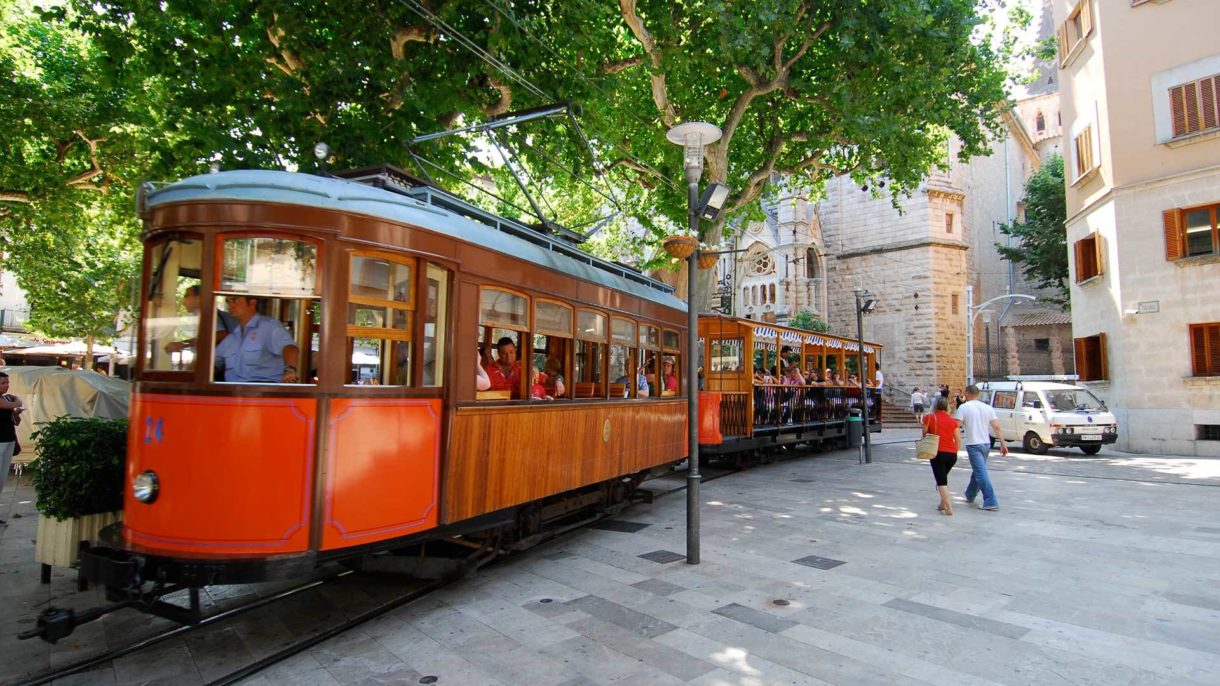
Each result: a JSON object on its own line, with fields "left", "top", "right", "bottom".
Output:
{"left": 922, "top": 396, "right": 960, "bottom": 516}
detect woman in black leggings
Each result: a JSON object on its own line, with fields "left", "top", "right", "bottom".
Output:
{"left": 922, "top": 396, "right": 960, "bottom": 515}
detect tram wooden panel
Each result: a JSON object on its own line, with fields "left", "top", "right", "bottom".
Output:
{"left": 123, "top": 394, "right": 316, "bottom": 555}
{"left": 443, "top": 400, "right": 686, "bottom": 523}
{"left": 320, "top": 398, "right": 442, "bottom": 550}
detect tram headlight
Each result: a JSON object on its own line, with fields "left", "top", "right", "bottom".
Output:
{"left": 133, "top": 471, "right": 159, "bottom": 504}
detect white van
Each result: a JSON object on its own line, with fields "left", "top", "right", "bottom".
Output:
{"left": 977, "top": 378, "right": 1117, "bottom": 455}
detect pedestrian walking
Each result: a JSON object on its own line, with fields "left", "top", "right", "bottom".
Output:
{"left": 910, "top": 387, "right": 927, "bottom": 423}
{"left": 955, "top": 384, "right": 1008, "bottom": 510}
{"left": 922, "top": 396, "right": 960, "bottom": 515}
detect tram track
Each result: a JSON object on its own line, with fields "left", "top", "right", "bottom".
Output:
{"left": 17, "top": 463, "right": 728, "bottom": 686}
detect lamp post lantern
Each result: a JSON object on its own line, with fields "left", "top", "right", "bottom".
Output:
{"left": 665, "top": 122, "right": 725, "bottom": 565}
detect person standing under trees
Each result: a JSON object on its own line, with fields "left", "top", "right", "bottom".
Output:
{"left": 956, "top": 385, "right": 1008, "bottom": 510}
{"left": 922, "top": 396, "right": 960, "bottom": 516}
{"left": 0, "top": 372, "right": 23, "bottom": 525}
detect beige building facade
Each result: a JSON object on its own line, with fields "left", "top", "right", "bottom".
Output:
{"left": 1057, "top": 0, "right": 1220, "bottom": 455}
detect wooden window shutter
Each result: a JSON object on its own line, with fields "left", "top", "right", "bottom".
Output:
{"left": 1170, "top": 85, "right": 1187, "bottom": 137}
{"left": 1057, "top": 22, "right": 1070, "bottom": 67}
{"left": 1192, "top": 326, "right": 1208, "bottom": 376}
{"left": 1074, "top": 337, "right": 1089, "bottom": 380}
{"left": 1202, "top": 77, "right": 1219, "bottom": 131}
{"left": 1080, "top": 0, "right": 1093, "bottom": 38}
{"left": 1073, "top": 239, "right": 1085, "bottom": 282}
{"left": 1184, "top": 83, "right": 1201, "bottom": 133}
{"left": 1210, "top": 325, "right": 1220, "bottom": 376}
{"left": 1097, "top": 332, "right": 1107, "bottom": 380}
{"left": 1163, "top": 209, "right": 1183, "bottom": 261}
{"left": 1093, "top": 233, "right": 1104, "bottom": 277}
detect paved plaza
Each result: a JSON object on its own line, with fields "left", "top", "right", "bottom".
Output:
{"left": 4, "top": 431, "right": 1220, "bottom": 685}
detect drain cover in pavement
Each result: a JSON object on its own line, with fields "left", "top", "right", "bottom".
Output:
{"left": 792, "top": 554, "right": 846, "bottom": 570}
{"left": 638, "top": 550, "right": 686, "bottom": 564}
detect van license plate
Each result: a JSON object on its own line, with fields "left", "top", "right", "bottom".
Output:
{"left": 1081, "top": 435, "right": 1101, "bottom": 441}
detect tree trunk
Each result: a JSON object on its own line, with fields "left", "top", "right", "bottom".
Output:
{"left": 85, "top": 337, "right": 95, "bottom": 371}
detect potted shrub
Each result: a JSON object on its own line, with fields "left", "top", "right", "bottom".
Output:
{"left": 29, "top": 416, "right": 127, "bottom": 575}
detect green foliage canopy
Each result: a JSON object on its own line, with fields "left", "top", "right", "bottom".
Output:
{"left": 787, "top": 309, "right": 831, "bottom": 334}
{"left": 997, "top": 154, "right": 1068, "bottom": 306}
{"left": 2, "top": 1, "right": 1020, "bottom": 320}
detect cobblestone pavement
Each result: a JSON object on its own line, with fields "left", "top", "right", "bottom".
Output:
{"left": 3, "top": 431, "right": 1220, "bottom": 685}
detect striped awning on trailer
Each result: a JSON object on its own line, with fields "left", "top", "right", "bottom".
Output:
{"left": 779, "top": 330, "right": 803, "bottom": 343}
{"left": 804, "top": 334, "right": 824, "bottom": 346}
{"left": 753, "top": 326, "right": 778, "bottom": 340}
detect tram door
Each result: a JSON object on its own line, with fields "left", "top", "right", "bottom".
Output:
{"left": 320, "top": 255, "right": 448, "bottom": 550}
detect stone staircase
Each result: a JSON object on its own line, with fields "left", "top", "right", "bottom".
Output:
{"left": 880, "top": 399, "right": 924, "bottom": 430}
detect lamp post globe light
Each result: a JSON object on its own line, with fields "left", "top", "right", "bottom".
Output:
{"left": 665, "top": 121, "right": 725, "bottom": 566}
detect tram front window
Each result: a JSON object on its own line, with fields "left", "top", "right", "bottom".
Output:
{"left": 142, "top": 236, "right": 204, "bottom": 373}
{"left": 214, "top": 236, "right": 320, "bottom": 384}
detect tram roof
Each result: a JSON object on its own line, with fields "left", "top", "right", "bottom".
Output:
{"left": 145, "top": 169, "right": 685, "bottom": 311}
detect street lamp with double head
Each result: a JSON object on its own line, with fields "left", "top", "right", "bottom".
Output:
{"left": 665, "top": 122, "right": 726, "bottom": 566}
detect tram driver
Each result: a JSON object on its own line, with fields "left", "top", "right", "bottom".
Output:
{"left": 215, "top": 295, "right": 300, "bottom": 383}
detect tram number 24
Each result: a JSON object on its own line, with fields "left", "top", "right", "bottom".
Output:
{"left": 143, "top": 417, "right": 164, "bottom": 445}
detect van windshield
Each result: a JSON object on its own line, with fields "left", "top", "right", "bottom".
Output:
{"left": 1045, "top": 389, "right": 1106, "bottom": 412}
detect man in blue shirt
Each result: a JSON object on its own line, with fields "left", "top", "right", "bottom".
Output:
{"left": 215, "top": 295, "right": 299, "bottom": 383}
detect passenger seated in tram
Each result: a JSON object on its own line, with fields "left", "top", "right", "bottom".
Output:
{"left": 476, "top": 360, "right": 491, "bottom": 391}
{"left": 482, "top": 336, "right": 521, "bottom": 398}
{"left": 636, "top": 367, "right": 650, "bottom": 397}
{"left": 661, "top": 358, "right": 678, "bottom": 395}
{"left": 543, "top": 357, "right": 566, "bottom": 398}
{"left": 214, "top": 295, "right": 299, "bottom": 383}
{"left": 529, "top": 367, "right": 554, "bottom": 400}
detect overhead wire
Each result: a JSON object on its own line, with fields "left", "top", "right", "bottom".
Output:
{"left": 398, "top": 0, "right": 681, "bottom": 196}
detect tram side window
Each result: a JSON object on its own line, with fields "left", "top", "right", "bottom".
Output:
{"left": 479, "top": 288, "right": 528, "bottom": 400}
{"left": 662, "top": 329, "right": 682, "bottom": 396}
{"left": 422, "top": 263, "right": 449, "bottom": 387}
{"left": 214, "top": 237, "right": 319, "bottom": 384}
{"left": 638, "top": 324, "right": 660, "bottom": 398}
{"left": 533, "top": 300, "right": 572, "bottom": 400}
{"left": 574, "top": 310, "right": 606, "bottom": 399}
{"left": 143, "top": 236, "right": 205, "bottom": 373}
{"left": 609, "top": 318, "right": 636, "bottom": 398}
{"left": 345, "top": 253, "right": 414, "bottom": 386}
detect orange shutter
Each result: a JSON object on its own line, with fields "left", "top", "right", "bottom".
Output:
{"left": 1163, "top": 209, "right": 1183, "bottom": 261}
{"left": 1209, "top": 325, "right": 1220, "bottom": 376}
{"left": 1093, "top": 233, "right": 1104, "bottom": 277}
{"left": 1192, "top": 326, "right": 1207, "bottom": 376}
{"left": 1080, "top": 0, "right": 1093, "bottom": 38}
{"left": 1073, "top": 239, "right": 1085, "bottom": 283}
{"left": 1170, "top": 85, "right": 1187, "bottom": 137}
{"left": 1073, "top": 337, "right": 1088, "bottom": 380}
{"left": 1097, "top": 332, "right": 1107, "bottom": 380}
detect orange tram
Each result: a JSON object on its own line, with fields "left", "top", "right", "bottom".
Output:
{"left": 46, "top": 166, "right": 878, "bottom": 639}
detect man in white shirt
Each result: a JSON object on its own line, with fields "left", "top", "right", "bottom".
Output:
{"left": 955, "top": 385, "right": 1008, "bottom": 510}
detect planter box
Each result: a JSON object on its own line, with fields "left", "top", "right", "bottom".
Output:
{"left": 35, "top": 511, "right": 123, "bottom": 569}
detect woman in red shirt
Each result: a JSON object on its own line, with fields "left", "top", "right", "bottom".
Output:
{"left": 922, "top": 396, "right": 960, "bottom": 515}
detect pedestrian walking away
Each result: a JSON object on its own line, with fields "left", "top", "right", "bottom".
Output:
{"left": 922, "top": 396, "right": 960, "bottom": 515}
{"left": 955, "top": 384, "right": 1007, "bottom": 510}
